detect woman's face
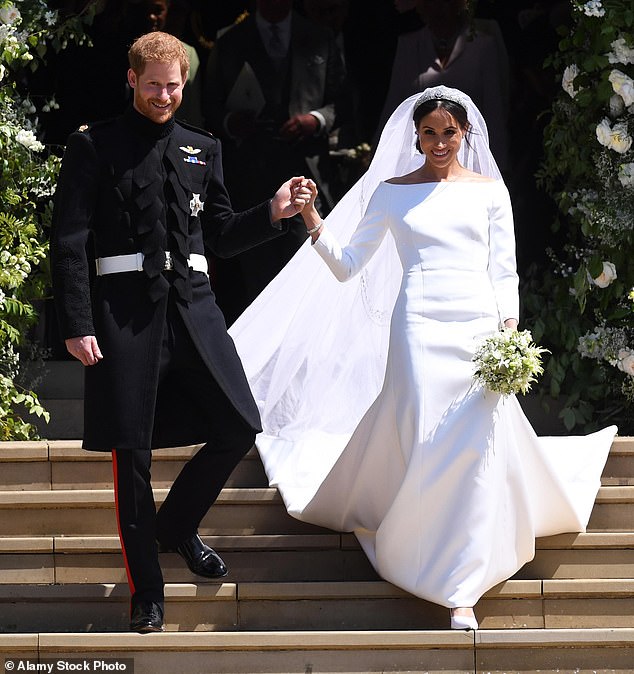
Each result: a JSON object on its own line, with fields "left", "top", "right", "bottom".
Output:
{"left": 415, "top": 107, "right": 464, "bottom": 169}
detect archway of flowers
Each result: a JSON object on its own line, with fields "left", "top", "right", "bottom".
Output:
{"left": 525, "top": 0, "right": 633, "bottom": 434}
{"left": 0, "top": 0, "right": 91, "bottom": 439}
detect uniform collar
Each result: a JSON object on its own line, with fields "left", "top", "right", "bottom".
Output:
{"left": 124, "top": 105, "right": 176, "bottom": 140}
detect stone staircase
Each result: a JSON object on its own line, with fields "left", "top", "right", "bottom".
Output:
{"left": 1, "top": 431, "right": 634, "bottom": 672}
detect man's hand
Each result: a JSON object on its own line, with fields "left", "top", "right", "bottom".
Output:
{"left": 279, "top": 113, "right": 319, "bottom": 142}
{"left": 65, "top": 336, "right": 103, "bottom": 366}
{"left": 270, "top": 176, "right": 313, "bottom": 221}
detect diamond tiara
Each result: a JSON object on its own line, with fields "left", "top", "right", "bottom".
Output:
{"left": 414, "top": 86, "right": 469, "bottom": 112}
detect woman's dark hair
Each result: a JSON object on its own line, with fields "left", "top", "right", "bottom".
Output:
{"left": 412, "top": 98, "right": 472, "bottom": 153}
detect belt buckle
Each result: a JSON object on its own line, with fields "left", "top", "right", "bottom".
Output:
{"left": 164, "top": 251, "right": 173, "bottom": 271}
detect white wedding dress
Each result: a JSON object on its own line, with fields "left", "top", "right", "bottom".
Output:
{"left": 231, "top": 177, "right": 616, "bottom": 608}
{"left": 230, "top": 176, "right": 617, "bottom": 609}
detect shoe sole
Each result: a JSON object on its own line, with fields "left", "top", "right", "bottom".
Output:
{"left": 133, "top": 625, "right": 165, "bottom": 634}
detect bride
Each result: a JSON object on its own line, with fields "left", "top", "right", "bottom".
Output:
{"left": 229, "top": 86, "right": 617, "bottom": 630}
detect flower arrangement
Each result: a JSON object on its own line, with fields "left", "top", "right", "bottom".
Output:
{"left": 473, "top": 329, "right": 548, "bottom": 397}
{"left": 0, "top": 0, "right": 91, "bottom": 439}
{"left": 526, "top": 0, "right": 633, "bottom": 433}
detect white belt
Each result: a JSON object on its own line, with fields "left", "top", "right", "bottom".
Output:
{"left": 95, "top": 252, "right": 208, "bottom": 276}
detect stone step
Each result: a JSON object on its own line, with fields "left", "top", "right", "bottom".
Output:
{"left": 1, "top": 437, "right": 632, "bottom": 491}
{"left": 3, "top": 532, "right": 634, "bottom": 586}
{"left": 0, "top": 534, "right": 376, "bottom": 585}
{"left": 0, "top": 443, "right": 267, "bottom": 491}
{"left": 3, "top": 578, "right": 634, "bottom": 634}
{"left": 3, "top": 628, "right": 634, "bottom": 674}
{"left": 0, "top": 484, "right": 632, "bottom": 536}
{"left": 0, "top": 488, "right": 327, "bottom": 537}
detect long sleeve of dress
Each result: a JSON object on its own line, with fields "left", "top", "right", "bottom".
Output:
{"left": 312, "top": 186, "right": 389, "bottom": 281}
{"left": 488, "top": 181, "right": 519, "bottom": 322}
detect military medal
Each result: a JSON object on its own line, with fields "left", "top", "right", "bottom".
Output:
{"left": 190, "top": 193, "right": 204, "bottom": 217}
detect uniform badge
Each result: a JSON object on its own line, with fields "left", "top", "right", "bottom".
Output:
{"left": 180, "top": 145, "right": 206, "bottom": 165}
{"left": 190, "top": 193, "right": 204, "bottom": 217}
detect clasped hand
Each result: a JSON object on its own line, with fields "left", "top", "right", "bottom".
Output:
{"left": 270, "top": 176, "right": 316, "bottom": 220}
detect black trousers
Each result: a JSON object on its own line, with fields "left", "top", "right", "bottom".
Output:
{"left": 112, "top": 295, "right": 255, "bottom": 612}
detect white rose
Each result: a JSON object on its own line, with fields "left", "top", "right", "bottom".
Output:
{"left": 592, "top": 261, "right": 617, "bottom": 288}
{"left": 596, "top": 118, "right": 613, "bottom": 147}
{"left": 15, "top": 129, "right": 44, "bottom": 152}
{"left": 618, "top": 162, "right": 634, "bottom": 188}
{"left": 609, "top": 93, "right": 625, "bottom": 117}
{"left": 608, "top": 38, "right": 634, "bottom": 65}
{"left": 562, "top": 64, "right": 581, "bottom": 98}
{"left": 596, "top": 118, "right": 633, "bottom": 153}
{"left": 617, "top": 349, "right": 634, "bottom": 376}
{"left": 609, "top": 122, "right": 633, "bottom": 153}
{"left": 609, "top": 69, "right": 634, "bottom": 107}
{"left": 0, "top": 4, "right": 20, "bottom": 24}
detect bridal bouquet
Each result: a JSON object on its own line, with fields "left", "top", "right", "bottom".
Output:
{"left": 473, "top": 328, "right": 548, "bottom": 396}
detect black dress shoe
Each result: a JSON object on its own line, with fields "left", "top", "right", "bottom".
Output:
{"left": 130, "top": 601, "right": 164, "bottom": 633}
{"left": 162, "top": 533, "right": 228, "bottom": 578}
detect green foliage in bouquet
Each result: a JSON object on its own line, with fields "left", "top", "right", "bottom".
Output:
{"left": 0, "top": 0, "right": 92, "bottom": 439}
{"left": 527, "top": 0, "right": 634, "bottom": 433}
{"left": 473, "top": 329, "right": 548, "bottom": 397}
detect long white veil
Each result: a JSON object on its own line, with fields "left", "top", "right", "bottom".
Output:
{"left": 229, "top": 87, "right": 501, "bottom": 511}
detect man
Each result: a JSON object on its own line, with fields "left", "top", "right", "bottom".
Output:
{"left": 128, "top": 0, "right": 205, "bottom": 127}
{"left": 50, "top": 31, "right": 308, "bottom": 634}
{"left": 203, "top": 0, "right": 346, "bottom": 323}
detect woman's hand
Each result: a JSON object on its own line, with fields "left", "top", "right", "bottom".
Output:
{"left": 271, "top": 176, "right": 312, "bottom": 220}
{"left": 299, "top": 179, "right": 323, "bottom": 240}
{"left": 504, "top": 318, "right": 518, "bottom": 330}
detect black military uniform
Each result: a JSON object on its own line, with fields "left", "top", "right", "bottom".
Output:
{"left": 51, "top": 106, "right": 285, "bottom": 630}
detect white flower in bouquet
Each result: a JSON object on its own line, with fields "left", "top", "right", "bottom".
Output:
{"left": 473, "top": 328, "right": 548, "bottom": 396}
{"left": 609, "top": 69, "right": 634, "bottom": 106}
{"left": 617, "top": 349, "right": 634, "bottom": 376}
{"left": 608, "top": 37, "right": 634, "bottom": 65}
{"left": 590, "top": 260, "right": 617, "bottom": 288}
{"left": 596, "top": 118, "right": 633, "bottom": 153}
{"left": 562, "top": 64, "right": 581, "bottom": 98}
{"left": 618, "top": 162, "right": 634, "bottom": 188}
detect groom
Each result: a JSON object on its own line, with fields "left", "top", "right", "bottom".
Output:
{"left": 51, "top": 31, "right": 309, "bottom": 633}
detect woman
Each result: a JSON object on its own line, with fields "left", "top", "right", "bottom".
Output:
{"left": 376, "top": 0, "right": 509, "bottom": 170}
{"left": 229, "top": 86, "right": 617, "bottom": 629}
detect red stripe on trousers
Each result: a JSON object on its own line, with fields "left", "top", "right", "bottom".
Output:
{"left": 111, "top": 449, "right": 136, "bottom": 608}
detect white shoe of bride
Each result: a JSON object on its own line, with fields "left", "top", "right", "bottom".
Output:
{"left": 450, "top": 608, "right": 478, "bottom": 630}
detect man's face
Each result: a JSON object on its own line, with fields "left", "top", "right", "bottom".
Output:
{"left": 257, "top": 0, "right": 293, "bottom": 23}
{"left": 144, "top": 0, "right": 169, "bottom": 32}
{"left": 128, "top": 60, "right": 184, "bottom": 125}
